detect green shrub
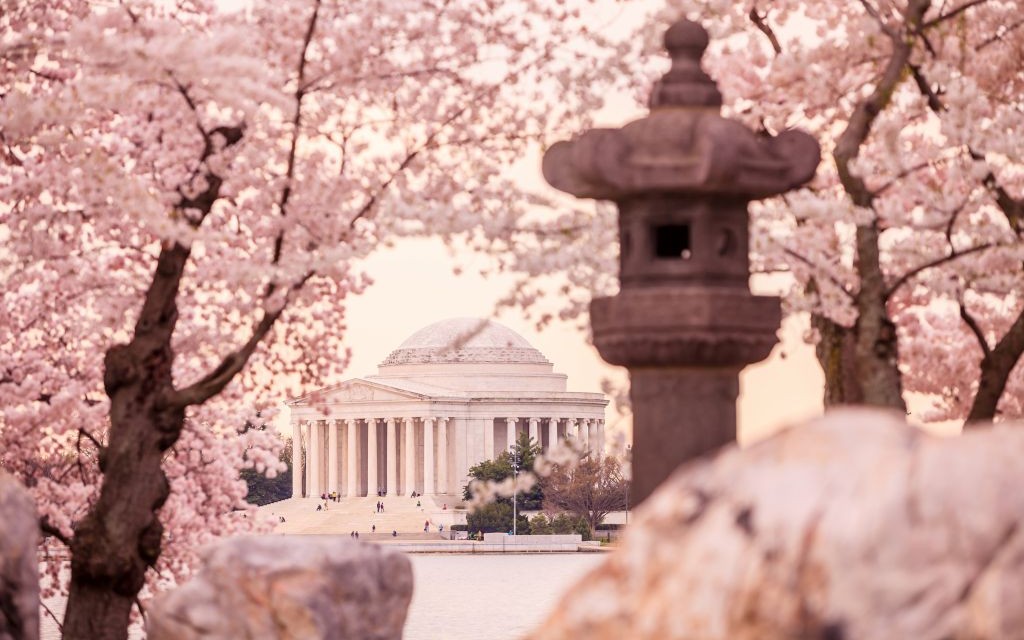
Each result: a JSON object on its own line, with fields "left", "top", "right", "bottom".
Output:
{"left": 466, "top": 501, "right": 530, "bottom": 534}
{"left": 528, "top": 513, "right": 552, "bottom": 534}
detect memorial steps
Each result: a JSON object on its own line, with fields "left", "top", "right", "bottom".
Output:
{"left": 260, "top": 495, "right": 463, "bottom": 537}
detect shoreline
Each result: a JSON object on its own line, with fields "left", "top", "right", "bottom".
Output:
{"left": 368, "top": 540, "right": 612, "bottom": 554}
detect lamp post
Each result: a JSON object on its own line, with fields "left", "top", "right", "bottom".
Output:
{"left": 624, "top": 444, "right": 631, "bottom": 526}
{"left": 543, "top": 19, "right": 820, "bottom": 505}
{"left": 512, "top": 455, "right": 520, "bottom": 537}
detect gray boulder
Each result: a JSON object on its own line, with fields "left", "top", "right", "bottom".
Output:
{"left": 0, "top": 472, "right": 39, "bottom": 640}
{"left": 148, "top": 536, "right": 412, "bottom": 640}
{"left": 530, "top": 409, "right": 1024, "bottom": 640}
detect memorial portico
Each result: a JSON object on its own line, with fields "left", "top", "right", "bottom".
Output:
{"left": 288, "top": 318, "right": 608, "bottom": 499}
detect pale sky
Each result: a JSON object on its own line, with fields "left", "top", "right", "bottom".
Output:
{"left": 325, "top": 237, "right": 826, "bottom": 447}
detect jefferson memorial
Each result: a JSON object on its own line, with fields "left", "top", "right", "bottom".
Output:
{"left": 288, "top": 318, "right": 608, "bottom": 499}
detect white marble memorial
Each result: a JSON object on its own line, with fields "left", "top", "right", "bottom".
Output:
{"left": 288, "top": 318, "right": 608, "bottom": 498}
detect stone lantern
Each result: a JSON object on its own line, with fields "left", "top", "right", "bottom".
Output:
{"left": 542, "top": 19, "right": 820, "bottom": 504}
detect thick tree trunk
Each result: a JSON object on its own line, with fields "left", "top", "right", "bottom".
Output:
{"left": 966, "top": 307, "right": 1024, "bottom": 425}
{"left": 812, "top": 313, "right": 865, "bottom": 405}
{"left": 852, "top": 225, "right": 906, "bottom": 411}
{"left": 63, "top": 246, "right": 189, "bottom": 640}
{"left": 812, "top": 226, "right": 906, "bottom": 412}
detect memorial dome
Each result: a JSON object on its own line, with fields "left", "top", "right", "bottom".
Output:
{"left": 380, "top": 317, "right": 549, "bottom": 366}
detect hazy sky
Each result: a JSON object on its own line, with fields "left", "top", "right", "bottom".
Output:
{"left": 332, "top": 236, "right": 826, "bottom": 446}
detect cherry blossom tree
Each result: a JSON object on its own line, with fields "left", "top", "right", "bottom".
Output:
{"left": 495, "top": 0, "right": 1024, "bottom": 427}
{"left": 0, "top": 1, "right": 628, "bottom": 637}
{"left": 590, "top": 0, "right": 1024, "bottom": 423}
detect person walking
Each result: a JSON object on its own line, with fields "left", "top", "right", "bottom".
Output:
{"left": 372, "top": 524, "right": 376, "bottom": 533}
{"left": 423, "top": 520, "right": 429, "bottom": 532}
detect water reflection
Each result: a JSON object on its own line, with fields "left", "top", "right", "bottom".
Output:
{"left": 405, "top": 554, "right": 603, "bottom": 640}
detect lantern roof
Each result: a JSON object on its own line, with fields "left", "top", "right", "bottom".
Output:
{"left": 542, "top": 19, "right": 820, "bottom": 201}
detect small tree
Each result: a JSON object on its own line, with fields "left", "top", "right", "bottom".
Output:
{"left": 542, "top": 454, "right": 628, "bottom": 537}
{"left": 462, "top": 431, "right": 544, "bottom": 509}
{"left": 241, "top": 437, "right": 293, "bottom": 506}
{"left": 466, "top": 502, "right": 529, "bottom": 535}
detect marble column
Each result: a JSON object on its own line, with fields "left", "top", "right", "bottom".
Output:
{"left": 310, "top": 421, "right": 322, "bottom": 497}
{"left": 581, "top": 418, "right": 590, "bottom": 450}
{"left": 346, "top": 418, "right": 358, "bottom": 497}
{"left": 483, "top": 417, "right": 494, "bottom": 460}
{"left": 596, "top": 419, "right": 605, "bottom": 458}
{"left": 567, "top": 418, "right": 577, "bottom": 442}
{"left": 438, "top": 417, "right": 449, "bottom": 495}
{"left": 386, "top": 418, "right": 398, "bottom": 497}
{"left": 292, "top": 421, "right": 303, "bottom": 498}
{"left": 366, "top": 418, "right": 378, "bottom": 497}
{"left": 304, "top": 422, "right": 313, "bottom": 497}
{"left": 455, "top": 417, "right": 470, "bottom": 490}
{"left": 528, "top": 418, "right": 539, "bottom": 445}
{"left": 404, "top": 417, "right": 416, "bottom": 495}
{"left": 548, "top": 418, "right": 558, "bottom": 450}
{"left": 328, "top": 420, "right": 338, "bottom": 495}
{"left": 423, "top": 417, "right": 435, "bottom": 495}
{"left": 506, "top": 417, "right": 516, "bottom": 451}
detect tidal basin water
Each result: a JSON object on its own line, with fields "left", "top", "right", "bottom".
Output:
{"left": 404, "top": 553, "right": 604, "bottom": 639}
{"left": 43, "top": 552, "right": 603, "bottom": 639}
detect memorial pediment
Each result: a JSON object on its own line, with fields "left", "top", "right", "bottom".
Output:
{"left": 306, "top": 379, "right": 426, "bottom": 404}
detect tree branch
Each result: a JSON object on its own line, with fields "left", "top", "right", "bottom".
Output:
{"left": 748, "top": 7, "right": 782, "bottom": 55}
{"left": 923, "top": 0, "right": 990, "bottom": 28}
{"left": 168, "top": 273, "right": 313, "bottom": 407}
{"left": 272, "top": 0, "right": 322, "bottom": 266}
{"left": 781, "top": 247, "right": 856, "bottom": 300}
{"left": 40, "top": 517, "right": 72, "bottom": 546}
{"left": 977, "top": 17, "right": 1024, "bottom": 50}
{"left": 346, "top": 101, "right": 474, "bottom": 230}
{"left": 884, "top": 243, "right": 993, "bottom": 299}
{"left": 908, "top": 60, "right": 1024, "bottom": 235}
{"left": 959, "top": 300, "right": 991, "bottom": 357}
{"left": 835, "top": 0, "right": 930, "bottom": 208}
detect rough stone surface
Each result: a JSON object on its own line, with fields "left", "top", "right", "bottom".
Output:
{"left": 529, "top": 409, "right": 1024, "bottom": 640}
{"left": 148, "top": 536, "right": 413, "bottom": 640}
{"left": 0, "top": 472, "right": 39, "bottom": 640}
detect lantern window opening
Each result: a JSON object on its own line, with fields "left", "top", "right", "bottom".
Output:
{"left": 653, "top": 224, "right": 692, "bottom": 260}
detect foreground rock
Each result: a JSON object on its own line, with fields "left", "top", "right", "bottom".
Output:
{"left": 530, "top": 409, "right": 1024, "bottom": 640}
{"left": 0, "top": 472, "right": 39, "bottom": 640}
{"left": 148, "top": 536, "right": 412, "bottom": 640}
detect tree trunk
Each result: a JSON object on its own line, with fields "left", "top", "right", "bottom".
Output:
{"left": 811, "top": 226, "right": 906, "bottom": 412}
{"left": 852, "top": 224, "right": 906, "bottom": 411}
{"left": 966, "top": 307, "right": 1024, "bottom": 425}
{"left": 63, "top": 246, "right": 189, "bottom": 640}
{"left": 812, "top": 313, "right": 865, "bottom": 405}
